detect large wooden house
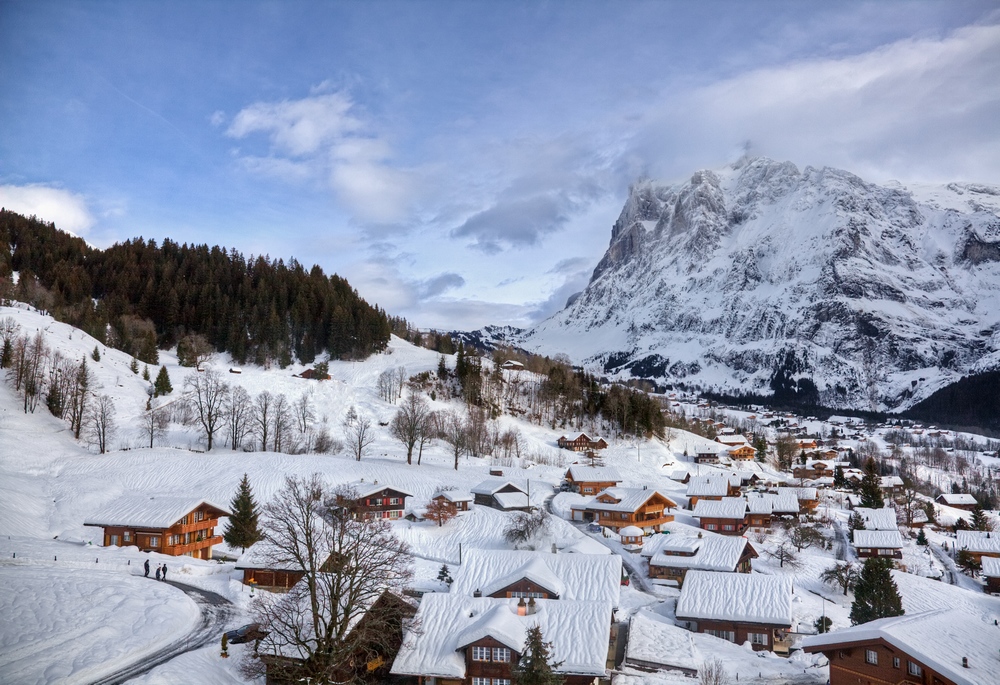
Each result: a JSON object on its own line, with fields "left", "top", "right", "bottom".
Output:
{"left": 852, "top": 530, "right": 904, "bottom": 560}
{"left": 431, "top": 490, "right": 474, "bottom": 515}
{"left": 675, "top": 571, "right": 793, "bottom": 654}
{"left": 802, "top": 608, "right": 1000, "bottom": 685}
{"left": 956, "top": 530, "right": 1000, "bottom": 564}
{"left": 935, "top": 493, "right": 978, "bottom": 511}
{"left": 570, "top": 487, "right": 677, "bottom": 533}
{"left": 693, "top": 497, "right": 749, "bottom": 536}
{"left": 556, "top": 432, "right": 609, "bottom": 452}
{"left": 745, "top": 490, "right": 799, "bottom": 528}
{"left": 471, "top": 478, "right": 531, "bottom": 511}
{"left": 693, "top": 445, "right": 724, "bottom": 464}
{"left": 84, "top": 496, "right": 229, "bottom": 560}
{"left": 643, "top": 533, "right": 757, "bottom": 588}
{"left": 335, "top": 481, "right": 412, "bottom": 520}
{"left": 685, "top": 474, "right": 736, "bottom": 508}
{"left": 391, "top": 594, "right": 612, "bottom": 685}
{"left": 564, "top": 465, "right": 622, "bottom": 495}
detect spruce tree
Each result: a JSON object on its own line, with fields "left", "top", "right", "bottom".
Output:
{"left": 850, "top": 557, "right": 904, "bottom": 625}
{"left": 916, "top": 528, "right": 928, "bottom": 546}
{"left": 859, "top": 458, "right": 884, "bottom": 509}
{"left": 153, "top": 365, "right": 172, "bottom": 397}
{"left": 848, "top": 511, "right": 865, "bottom": 543}
{"left": 142, "top": 364, "right": 151, "bottom": 381}
{"left": 971, "top": 504, "right": 992, "bottom": 531}
{"left": 512, "top": 625, "right": 564, "bottom": 685}
{"left": 437, "top": 564, "right": 453, "bottom": 585}
{"left": 834, "top": 465, "right": 846, "bottom": 489}
{"left": 224, "top": 474, "right": 262, "bottom": 552}
{"left": 91, "top": 345, "right": 101, "bottom": 362}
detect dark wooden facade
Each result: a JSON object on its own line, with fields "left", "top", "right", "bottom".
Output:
{"left": 487, "top": 577, "right": 559, "bottom": 599}
{"left": 432, "top": 494, "right": 471, "bottom": 515}
{"left": 806, "top": 638, "right": 959, "bottom": 685}
{"left": 338, "top": 487, "right": 409, "bottom": 520}
{"left": 242, "top": 568, "right": 304, "bottom": 591}
{"left": 557, "top": 433, "right": 609, "bottom": 452}
{"left": 587, "top": 491, "right": 676, "bottom": 531}
{"left": 698, "top": 515, "right": 748, "bottom": 536}
{"left": 648, "top": 545, "right": 756, "bottom": 587}
{"left": 95, "top": 503, "right": 226, "bottom": 560}
{"left": 463, "top": 634, "right": 598, "bottom": 685}
{"left": 684, "top": 618, "right": 791, "bottom": 654}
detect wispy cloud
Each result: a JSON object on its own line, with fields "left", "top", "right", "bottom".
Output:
{"left": 0, "top": 184, "right": 95, "bottom": 237}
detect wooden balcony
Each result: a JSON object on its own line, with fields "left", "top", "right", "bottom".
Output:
{"left": 164, "top": 535, "right": 222, "bottom": 555}
{"left": 170, "top": 520, "right": 220, "bottom": 535}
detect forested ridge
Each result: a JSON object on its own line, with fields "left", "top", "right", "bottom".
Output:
{"left": 0, "top": 210, "right": 390, "bottom": 365}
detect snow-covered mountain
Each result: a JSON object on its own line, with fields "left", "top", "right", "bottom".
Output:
{"left": 524, "top": 157, "right": 1000, "bottom": 411}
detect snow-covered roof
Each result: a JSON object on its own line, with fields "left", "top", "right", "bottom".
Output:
{"left": 562, "top": 537, "right": 612, "bottom": 555}
{"left": 879, "top": 475, "right": 904, "bottom": 488}
{"left": 340, "top": 480, "right": 413, "bottom": 499}
{"left": 451, "top": 549, "right": 622, "bottom": 606}
{"left": 686, "top": 475, "right": 729, "bottom": 498}
{"left": 649, "top": 535, "right": 753, "bottom": 572}
{"left": 390, "top": 594, "right": 611, "bottom": 678}
{"left": 586, "top": 487, "right": 676, "bottom": 513}
{"left": 493, "top": 491, "right": 530, "bottom": 510}
{"left": 856, "top": 507, "right": 898, "bottom": 531}
{"left": 619, "top": 525, "right": 644, "bottom": 537}
{"left": 669, "top": 469, "right": 690, "bottom": 482}
{"left": 83, "top": 496, "right": 229, "bottom": 529}
{"left": 802, "top": 609, "right": 1000, "bottom": 685}
{"left": 937, "top": 493, "right": 978, "bottom": 506}
{"left": 692, "top": 497, "right": 747, "bottom": 520}
{"left": 566, "top": 465, "right": 621, "bottom": 483}
{"left": 470, "top": 478, "right": 526, "bottom": 496}
{"left": 853, "top": 529, "right": 903, "bottom": 549}
{"left": 745, "top": 490, "right": 799, "bottom": 515}
{"left": 716, "top": 435, "right": 749, "bottom": 446}
{"left": 957, "top": 530, "right": 1000, "bottom": 554}
{"left": 675, "top": 571, "right": 792, "bottom": 626}
{"left": 434, "top": 490, "right": 473, "bottom": 503}
{"left": 625, "top": 609, "right": 700, "bottom": 672}
{"left": 982, "top": 556, "right": 1000, "bottom": 577}
{"left": 778, "top": 486, "right": 817, "bottom": 501}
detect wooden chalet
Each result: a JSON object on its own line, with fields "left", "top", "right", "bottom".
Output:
{"left": 335, "top": 481, "right": 412, "bottom": 520}
{"left": 643, "top": 533, "right": 756, "bottom": 588}
{"left": 879, "top": 476, "right": 904, "bottom": 497}
{"left": 956, "top": 530, "right": 1000, "bottom": 564}
{"left": 84, "top": 496, "right": 228, "bottom": 560}
{"left": 234, "top": 532, "right": 341, "bottom": 592}
{"left": 570, "top": 487, "right": 677, "bottom": 533}
{"left": 983, "top": 556, "right": 1000, "bottom": 595}
{"left": 693, "top": 445, "right": 724, "bottom": 464}
{"left": 693, "top": 497, "right": 749, "bottom": 536}
{"left": 852, "top": 530, "right": 904, "bottom": 560}
{"left": 564, "top": 464, "right": 622, "bottom": 495}
{"left": 391, "top": 594, "right": 612, "bottom": 684}
{"left": 777, "top": 486, "right": 818, "bottom": 514}
{"left": 792, "top": 459, "right": 845, "bottom": 480}
{"left": 727, "top": 444, "right": 757, "bottom": 461}
{"left": 675, "top": 571, "right": 793, "bottom": 654}
{"left": 935, "top": 493, "right": 978, "bottom": 511}
{"left": 471, "top": 478, "right": 531, "bottom": 511}
{"left": 685, "top": 474, "right": 737, "bottom": 508}
{"left": 556, "top": 432, "right": 609, "bottom": 452}
{"left": 802, "top": 608, "right": 1000, "bottom": 685}
{"left": 296, "top": 367, "right": 331, "bottom": 380}
{"left": 431, "top": 490, "right": 473, "bottom": 514}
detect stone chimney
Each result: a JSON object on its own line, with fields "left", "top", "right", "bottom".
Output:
{"left": 527, "top": 597, "right": 537, "bottom": 615}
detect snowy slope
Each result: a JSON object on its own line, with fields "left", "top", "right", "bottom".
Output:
{"left": 523, "top": 157, "right": 1000, "bottom": 411}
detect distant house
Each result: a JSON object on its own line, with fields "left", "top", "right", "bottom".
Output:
{"left": 451, "top": 548, "right": 623, "bottom": 607}
{"left": 777, "top": 486, "right": 818, "bottom": 514}
{"left": 335, "top": 481, "right": 412, "bottom": 520}
{"left": 390, "top": 594, "right": 612, "bottom": 685}
{"left": 727, "top": 444, "right": 757, "bottom": 461}
{"left": 686, "top": 474, "right": 734, "bottom": 508}
{"left": 84, "top": 496, "right": 229, "bottom": 560}
{"left": 792, "top": 459, "right": 845, "bottom": 480}
{"left": 643, "top": 533, "right": 756, "bottom": 587}
{"left": 669, "top": 469, "right": 691, "bottom": 484}
{"left": 855, "top": 507, "right": 898, "bottom": 531}
{"left": 500, "top": 360, "right": 525, "bottom": 370}
{"left": 556, "top": 432, "right": 609, "bottom": 452}
{"left": 715, "top": 434, "right": 750, "bottom": 449}
{"left": 693, "top": 498, "right": 749, "bottom": 536}
{"left": 471, "top": 478, "right": 531, "bottom": 511}
{"left": 935, "top": 493, "right": 978, "bottom": 511}
{"left": 564, "top": 465, "right": 622, "bottom": 496}
{"left": 431, "top": 490, "right": 473, "bottom": 515}
{"left": 235, "top": 532, "right": 341, "bottom": 591}
{"left": 297, "top": 367, "right": 331, "bottom": 380}
{"left": 956, "top": 530, "right": 1000, "bottom": 563}
{"left": 624, "top": 610, "right": 700, "bottom": 676}
{"left": 675, "top": 571, "right": 793, "bottom": 654}
{"left": 745, "top": 490, "right": 799, "bottom": 529}
{"left": 879, "top": 476, "right": 904, "bottom": 497}
{"left": 570, "top": 487, "right": 676, "bottom": 533}
{"left": 853, "top": 530, "right": 904, "bottom": 560}
{"left": 694, "top": 445, "right": 724, "bottom": 464}
{"left": 802, "top": 608, "right": 1000, "bottom": 685}
{"left": 983, "top": 556, "right": 1000, "bottom": 595}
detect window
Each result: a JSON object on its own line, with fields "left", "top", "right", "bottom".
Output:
{"left": 749, "top": 632, "right": 768, "bottom": 646}
{"left": 865, "top": 649, "right": 878, "bottom": 665}
{"left": 492, "top": 647, "right": 510, "bottom": 662}
{"left": 621, "top": 513, "right": 629, "bottom": 520}
{"left": 723, "top": 524, "right": 735, "bottom": 531}
{"left": 109, "top": 535, "right": 119, "bottom": 546}
{"left": 907, "top": 662, "right": 923, "bottom": 677}
{"left": 123, "top": 531, "right": 131, "bottom": 542}
{"left": 893, "top": 657, "right": 900, "bottom": 669}
{"left": 705, "top": 524, "right": 718, "bottom": 530}
{"left": 388, "top": 510, "right": 401, "bottom": 519}
{"left": 510, "top": 591, "right": 545, "bottom": 598}
{"left": 472, "top": 646, "right": 490, "bottom": 661}
{"left": 878, "top": 548, "right": 895, "bottom": 556}
{"left": 583, "top": 487, "right": 593, "bottom": 494}
{"left": 389, "top": 497, "right": 401, "bottom": 505}
{"left": 472, "top": 679, "right": 490, "bottom": 685}
{"left": 706, "top": 629, "right": 735, "bottom": 642}
{"left": 493, "top": 680, "right": 511, "bottom": 685}
{"left": 149, "top": 536, "right": 160, "bottom": 547}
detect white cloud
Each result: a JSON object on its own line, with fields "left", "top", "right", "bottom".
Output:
{"left": 208, "top": 110, "right": 225, "bottom": 127}
{"left": 0, "top": 184, "right": 95, "bottom": 237}
{"left": 227, "top": 92, "right": 359, "bottom": 157}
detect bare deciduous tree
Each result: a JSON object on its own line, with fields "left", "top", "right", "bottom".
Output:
{"left": 765, "top": 541, "right": 801, "bottom": 569}
{"left": 137, "top": 401, "right": 170, "bottom": 448}
{"left": 271, "top": 392, "right": 292, "bottom": 453}
{"left": 821, "top": 561, "right": 861, "bottom": 596}
{"left": 253, "top": 390, "right": 273, "bottom": 451}
{"left": 440, "top": 409, "right": 466, "bottom": 470}
{"left": 390, "top": 392, "right": 429, "bottom": 465}
{"left": 86, "top": 394, "right": 117, "bottom": 454}
{"left": 699, "top": 658, "right": 731, "bottom": 685}
{"left": 184, "top": 368, "right": 228, "bottom": 451}
{"left": 226, "top": 386, "right": 253, "bottom": 450}
{"left": 344, "top": 411, "right": 375, "bottom": 461}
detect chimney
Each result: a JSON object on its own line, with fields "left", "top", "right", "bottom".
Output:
{"left": 527, "top": 597, "right": 537, "bottom": 615}
{"left": 517, "top": 597, "right": 527, "bottom": 616}
{"left": 473, "top": 588, "right": 481, "bottom": 598}
{"left": 962, "top": 657, "right": 969, "bottom": 668}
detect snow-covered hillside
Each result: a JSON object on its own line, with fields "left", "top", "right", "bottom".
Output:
{"left": 523, "top": 157, "right": 1000, "bottom": 411}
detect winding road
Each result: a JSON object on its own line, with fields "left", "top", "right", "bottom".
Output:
{"left": 89, "top": 580, "right": 236, "bottom": 685}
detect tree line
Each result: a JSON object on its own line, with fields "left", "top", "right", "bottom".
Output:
{"left": 0, "top": 209, "right": 391, "bottom": 367}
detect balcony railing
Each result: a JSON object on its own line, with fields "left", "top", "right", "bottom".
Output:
{"left": 170, "top": 520, "right": 220, "bottom": 535}
{"left": 165, "top": 535, "right": 222, "bottom": 554}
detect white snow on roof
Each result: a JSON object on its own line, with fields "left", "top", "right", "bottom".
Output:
{"left": 435, "top": 490, "right": 473, "bottom": 503}
{"left": 675, "top": 571, "right": 792, "bottom": 626}
{"left": 470, "top": 478, "right": 526, "bottom": 496}
{"left": 686, "top": 475, "right": 729, "bottom": 498}
{"left": 982, "top": 556, "right": 1000, "bottom": 577}
{"left": 957, "top": 530, "right": 1000, "bottom": 554}
{"left": 585, "top": 487, "right": 676, "bottom": 513}
{"left": 493, "top": 491, "right": 530, "bottom": 510}
{"left": 879, "top": 476, "right": 904, "bottom": 488}
{"left": 938, "top": 493, "right": 978, "bottom": 505}
{"left": 745, "top": 490, "right": 799, "bottom": 515}
{"left": 853, "top": 529, "right": 903, "bottom": 549}
{"left": 693, "top": 497, "right": 747, "bottom": 520}
{"left": 802, "top": 609, "right": 1000, "bottom": 685}
{"left": 341, "top": 480, "right": 413, "bottom": 499}
{"left": 777, "top": 486, "right": 816, "bottom": 501}
{"left": 856, "top": 507, "right": 898, "bottom": 531}
{"left": 649, "top": 535, "right": 752, "bottom": 573}
{"left": 669, "top": 469, "right": 690, "bottom": 481}
{"left": 619, "top": 525, "right": 644, "bottom": 537}
{"left": 625, "top": 609, "right": 700, "bottom": 672}
{"left": 83, "top": 495, "right": 229, "bottom": 529}
{"left": 562, "top": 536, "right": 612, "bottom": 555}
{"left": 391, "top": 594, "right": 611, "bottom": 678}
{"left": 566, "top": 465, "right": 621, "bottom": 482}
{"left": 451, "top": 549, "right": 622, "bottom": 606}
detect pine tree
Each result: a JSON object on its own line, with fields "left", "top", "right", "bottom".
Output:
{"left": 916, "top": 528, "right": 928, "bottom": 546}
{"left": 971, "top": 504, "right": 992, "bottom": 531}
{"left": 859, "top": 458, "right": 884, "bottom": 509}
{"left": 512, "top": 625, "right": 564, "bottom": 685}
{"left": 142, "top": 365, "right": 150, "bottom": 381}
{"left": 848, "top": 511, "right": 865, "bottom": 543}
{"left": 834, "top": 465, "right": 846, "bottom": 489}
{"left": 437, "top": 564, "right": 453, "bottom": 585}
{"left": 850, "top": 557, "right": 904, "bottom": 625}
{"left": 224, "top": 473, "right": 262, "bottom": 552}
{"left": 153, "top": 365, "right": 172, "bottom": 397}
{"left": 130, "top": 357, "right": 139, "bottom": 374}
{"left": 91, "top": 345, "right": 101, "bottom": 362}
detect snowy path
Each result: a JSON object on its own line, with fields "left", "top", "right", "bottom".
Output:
{"left": 89, "top": 581, "right": 236, "bottom": 685}
{"left": 929, "top": 542, "right": 981, "bottom": 592}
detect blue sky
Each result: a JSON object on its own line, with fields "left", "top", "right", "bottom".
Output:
{"left": 2, "top": 1, "right": 999, "bottom": 330}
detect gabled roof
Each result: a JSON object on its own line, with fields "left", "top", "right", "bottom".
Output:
{"left": 390, "top": 594, "right": 611, "bottom": 678}
{"left": 957, "top": 530, "right": 1000, "bottom": 554}
{"left": 471, "top": 478, "right": 527, "bottom": 496}
{"left": 801, "top": 609, "right": 1000, "bottom": 685}
{"left": 693, "top": 497, "right": 747, "bottom": 520}
{"left": 937, "top": 493, "right": 977, "bottom": 506}
{"left": 493, "top": 491, "right": 530, "bottom": 510}
{"left": 675, "top": 571, "right": 792, "bottom": 626}
{"left": 745, "top": 490, "right": 799, "bottom": 515}
{"left": 981, "top": 556, "right": 1000, "bottom": 577}
{"left": 434, "top": 490, "right": 473, "bottom": 503}
{"left": 566, "top": 465, "right": 621, "bottom": 483}
{"left": 586, "top": 487, "right": 677, "bottom": 513}
{"left": 686, "top": 475, "right": 730, "bottom": 498}
{"left": 778, "top": 486, "right": 817, "bottom": 501}
{"left": 84, "top": 496, "right": 229, "bottom": 529}
{"left": 626, "top": 610, "right": 700, "bottom": 673}
{"left": 853, "top": 529, "right": 903, "bottom": 549}
{"left": 855, "top": 507, "right": 897, "bottom": 531}
{"left": 879, "top": 475, "right": 904, "bottom": 488}
{"left": 649, "top": 535, "right": 755, "bottom": 572}
{"left": 340, "top": 480, "right": 413, "bottom": 499}
{"left": 451, "top": 549, "right": 622, "bottom": 606}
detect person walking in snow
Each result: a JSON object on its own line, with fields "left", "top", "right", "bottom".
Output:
{"left": 144, "top": 559, "right": 150, "bottom": 577}
{"left": 155, "top": 565, "right": 161, "bottom": 581}
{"left": 161, "top": 563, "right": 167, "bottom": 581}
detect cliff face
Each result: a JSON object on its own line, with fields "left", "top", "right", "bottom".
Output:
{"left": 525, "top": 157, "right": 1000, "bottom": 411}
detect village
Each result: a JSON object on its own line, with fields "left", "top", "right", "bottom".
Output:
{"left": 1, "top": 302, "right": 999, "bottom": 685}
